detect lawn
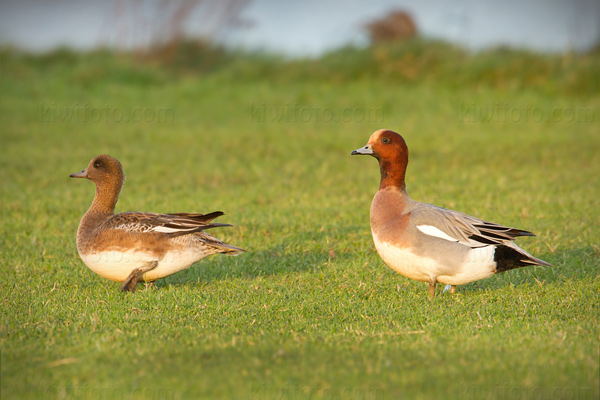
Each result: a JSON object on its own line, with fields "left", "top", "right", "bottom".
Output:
{"left": 1, "top": 44, "right": 599, "bottom": 399}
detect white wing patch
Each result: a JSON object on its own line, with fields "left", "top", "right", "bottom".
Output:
{"left": 416, "top": 225, "right": 459, "bottom": 242}
{"left": 151, "top": 226, "right": 190, "bottom": 233}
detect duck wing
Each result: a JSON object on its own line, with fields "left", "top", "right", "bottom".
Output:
{"left": 104, "top": 211, "right": 231, "bottom": 237}
{"left": 411, "top": 203, "right": 534, "bottom": 248}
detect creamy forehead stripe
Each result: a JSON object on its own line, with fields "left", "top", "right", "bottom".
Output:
{"left": 416, "top": 225, "right": 459, "bottom": 242}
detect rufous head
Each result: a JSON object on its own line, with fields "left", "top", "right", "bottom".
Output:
{"left": 352, "top": 129, "right": 409, "bottom": 190}
{"left": 70, "top": 154, "right": 124, "bottom": 185}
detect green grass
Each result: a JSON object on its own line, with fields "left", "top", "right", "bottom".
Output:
{"left": 1, "top": 43, "right": 599, "bottom": 399}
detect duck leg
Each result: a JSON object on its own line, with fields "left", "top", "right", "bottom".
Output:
{"left": 121, "top": 261, "right": 158, "bottom": 292}
{"left": 429, "top": 278, "right": 437, "bottom": 299}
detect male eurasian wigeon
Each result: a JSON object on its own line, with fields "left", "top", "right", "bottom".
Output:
{"left": 70, "top": 154, "right": 244, "bottom": 292}
{"left": 352, "top": 129, "right": 551, "bottom": 297}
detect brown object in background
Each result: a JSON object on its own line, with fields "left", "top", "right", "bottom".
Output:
{"left": 365, "top": 11, "right": 418, "bottom": 44}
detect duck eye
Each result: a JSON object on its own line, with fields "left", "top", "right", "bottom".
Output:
{"left": 381, "top": 137, "right": 390, "bottom": 144}
{"left": 93, "top": 161, "right": 101, "bottom": 168}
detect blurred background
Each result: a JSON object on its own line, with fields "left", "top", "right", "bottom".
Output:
{"left": 2, "top": 2, "right": 599, "bottom": 399}
{"left": 1, "top": 0, "right": 599, "bottom": 54}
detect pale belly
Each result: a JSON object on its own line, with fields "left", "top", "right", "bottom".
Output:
{"left": 79, "top": 248, "right": 210, "bottom": 282}
{"left": 372, "top": 235, "right": 437, "bottom": 282}
{"left": 372, "top": 232, "right": 497, "bottom": 285}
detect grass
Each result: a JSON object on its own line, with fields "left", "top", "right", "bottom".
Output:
{"left": 1, "top": 41, "right": 599, "bottom": 399}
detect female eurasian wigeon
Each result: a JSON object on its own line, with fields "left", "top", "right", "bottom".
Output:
{"left": 70, "top": 154, "right": 244, "bottom": 292}
{"left": 352, "top": 129, "right": 551, "bottom": 297}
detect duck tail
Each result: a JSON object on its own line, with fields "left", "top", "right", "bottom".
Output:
{"left": 198, "top": 211, "right": 226, "bottom": 223}
{"left": 212, "top": 242, "right": 246, "bottom": 256}
{"left": 196, "top": 232, "right": 245, "bottom": 256}
{"left": 494, "top": 242, "right": 552, "bottom": 273}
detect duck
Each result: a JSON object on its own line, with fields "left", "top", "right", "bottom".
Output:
{"left": 70, "top": 154, "right": 244, "bottom": 292}
{"left": 351, "top": 129, "right": 551, "bottom": 297}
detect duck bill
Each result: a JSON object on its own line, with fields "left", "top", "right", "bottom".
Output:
{"left": 351, "top": 144, "right": 374, "bottom": 155}
{"left": 69, "top": 169, "right": 87, "bottom": 178}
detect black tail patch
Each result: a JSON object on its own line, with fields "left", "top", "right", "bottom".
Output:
{"left": 494, "top": 245, "right": 533, "bottom": 273}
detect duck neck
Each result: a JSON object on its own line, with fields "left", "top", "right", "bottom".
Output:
{"left": 87, "top": 181, "right": 121, "bottom": 215}
{"left": 378, "top": 158, "right": 407, "bottom": 191}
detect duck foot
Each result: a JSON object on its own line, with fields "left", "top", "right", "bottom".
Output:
{"left": 143, "top": 281, "right": 156, "bottom": 290}
{"left": 443, "top": 285, "right": 457, "bottom": 294}
{"left": 121, "top": 261, "right": 158, "bottom": 292}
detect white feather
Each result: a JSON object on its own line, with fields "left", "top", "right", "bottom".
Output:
{"left": 467, "top": 245, "right": 496, "bottom": 264}
{"left": 416, "top": 225, "right": 459, "bottom": 242}
{"left": 152, "top": 226, "right": 188, "bottom": 233}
